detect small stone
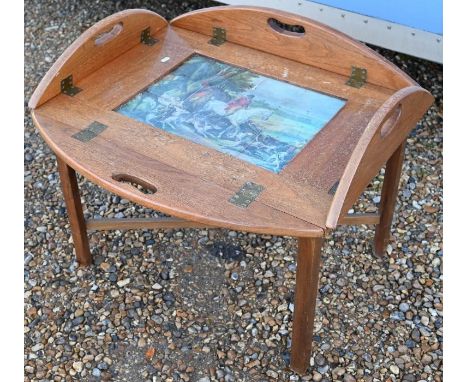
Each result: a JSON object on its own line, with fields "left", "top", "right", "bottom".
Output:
{"left": 92, "top": 368, "right": 101, "bottom": 377}
{"left": 390, "top": 311, "right": 405, "bottom": 321}
{"left": 72, "top": 316, "right": 84, "bottom": 326}
{"left": 344, "top": 374, "right": 356, "bottom": 382}
{"left": 231, "top": 272, "right": 239, "bottom": 281}
{"left": 197, "top": 377, "right": 210, "bottom": 382}
{"left": 160, "top": 270, "right": 170, "bottom": 280}
{"left": 412, "top": 200, "right": 422, "bottom": 209}
{"left": 25, "top": 365, "right": 34, "bottom": 373}
{"left": 422, "top": 354, "right": 432, "bottom": 365}
{"left": 264, "top": 270, "right": 274, "bottom": 278}
{"left": 386, "top": 244, "right": 393, "bottom": 255}
{"left": 227, "top": 350, "right": 236, "bottom": 360}
{"left": 152, "top": 283, "right": 163, "bottom": 290}
{"left": 399, "top": 302, "right": 410, "bottom": 312}
{"left": 312, "top": 372, "right": 322, "bottom": 382}
{"left": 411, "top": 328, "right": 421, "bottom": 342}
{"left": 332, "top": 367, "right": 346, "bottom": 377}
{"left": 390, "top": 365, "right": 400, "bottom": 374}
{"left": 314, "top": 354, "right": 326, "bottom": 366}
{"left": 74, "top": 309, "right": 84, "bottom": 317}
{"left": 373, "top": 284, "right": 385, "bottom": 292}
{"left": 317, "top": 365, "right": 329, "bottom": 374}
{"left": 117, "top": 278, "right": 130, "bottom": 287}
{"left": 72, "top": 361, "right": 83, "bottom": 372}
{"left": 31, "top": 343, "right": 44, "bottom": 352}
{"left": 266, "top": 370, "right": 278, "bottom": 378}
{"left": 138, "top": 337, "right": 146, "bottom": 348}
{"left": 110, "top": 290, "right": 119, "bottom": 298}
{"left": 100, "top": 262, "right": 111, "bottom": 272}
{"left": 163, "top": 292, "right": 175, "bottom": 306}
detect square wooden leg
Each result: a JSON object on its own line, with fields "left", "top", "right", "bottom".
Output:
{"left": 374, "top": 141, "right": 406, "bottom": 257}
{"left": 57, "top": 157, "right": 92, "bottom": 266}
{"left": 290, "top": 237, "right": 323, "bottom": 374}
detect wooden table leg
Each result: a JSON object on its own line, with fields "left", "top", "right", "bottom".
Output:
{"left": 57, "top": 157, "right": 93, "bottom": 266}
{"left": 374, "top": 141, "right": 406, "bottom": 257}
{"left": 290, "top": 237, "right": 323, "bottom": 374}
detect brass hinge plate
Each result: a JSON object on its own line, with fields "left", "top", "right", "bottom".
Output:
{"left": 328, "top": 180, "right": 339, "bottom": 195}
{"left": 229, "top": 182, "right": 264, "bottom": 208}
{"left": 209, "top": 27, "right": 226, "bottom": 46}
{"left": 346, "top": 66, "right": 367, "bottom": 88}
{"left": 61, "top": 75, "right": 82, "bottom": 96}
{"left": 72, "top": 121, "right": 108, "bottom": 142}
{"left": 140, "top": 27, "right": 158, "bottom": 46}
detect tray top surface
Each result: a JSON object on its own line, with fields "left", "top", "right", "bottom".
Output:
{"left": 29, "top": 8, "right": 431, "bottom": 236}
{"left": 117, "top": 54, "right": 345, "bottom": 173}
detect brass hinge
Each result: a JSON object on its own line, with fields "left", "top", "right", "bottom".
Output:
{"left": 140, "top": 27, "right": 158, "bottom": 46}
{"left": 60, "top": 75, "right": 82, "bottom": 96}
{"left": 346, "top": 66, "right": 367, "bottom": 88}
{"left": 209, "top": 27, "right": 226, "bottom": 46}
{"left": 229, "top": 182, "right": 264, "bottom": 208}
{"left": 72, "top": 121, "right": 108, "bottom": 142}
{"left": 328, "top": 180, "right": 339, "bottom": 195}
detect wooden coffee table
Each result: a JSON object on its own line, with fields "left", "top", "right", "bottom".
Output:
{"left": 29, "top": 7, "right": 433, "bottom": 374}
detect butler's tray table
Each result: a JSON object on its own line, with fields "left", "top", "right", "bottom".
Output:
{"left": 29, "top": 7, "right": 433, "bottom": 374}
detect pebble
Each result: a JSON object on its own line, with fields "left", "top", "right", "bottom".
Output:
{"left": 314, "top": 354, "right": 326, "bottom": 366}
{"left": 138, "top": 337, "right": 146, "bottom": 348}
{"left": 343, "top": 374, "right": 356, "bottom": 382}
{"left": 72, "top": 316, "right": 84, "bottom": 326}
{"left": 92, "top": 368, "right": 101, "bottom": 377}
{"left": 373, "top": 284, "right": 385, "bottom": 292}
{"left": 399, "top": 302, "right": 410, "bottom": 312}
{"left": 72, "top": 361, "right": 83, "bottom": 372}
{"left": 117, "top": 278, "right": 131, "bottom": 287}
{"left": 390, "top": 365, "right": 400, "bottom": 374}
{"left": 31, "top": 343, "right": 44, "bottom": 352}
{"left": 390, "top": 311, "right": 405, "bottom": 321}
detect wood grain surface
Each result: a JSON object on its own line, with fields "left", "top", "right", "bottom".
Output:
{"left": 171, "top": 6, "right": 416, "bottom": 90}
{"left": 29, "top": 6, "right": 433, "bottom": 238}
{"left": 326, "top": 86, "right": 433, "bottom": 228}
{"left": 29, "top": 9, "right": 168, "bottom": 108}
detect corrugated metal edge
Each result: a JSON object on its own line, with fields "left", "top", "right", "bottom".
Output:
{"left": 222, "top": 0, "right": 442, "bottom": 63}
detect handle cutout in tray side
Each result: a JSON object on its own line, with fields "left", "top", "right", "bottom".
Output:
{"left": 267, "top": 18, "right": 305, "bottom": 36}
{"left": 95, "top": 22, "right": 123, "bottom": 46}
{"left": 380, "top": 104, "right": 402, "bottom": 138}
{"left": 112, "top": 173, "right": 157, "bottom": 195}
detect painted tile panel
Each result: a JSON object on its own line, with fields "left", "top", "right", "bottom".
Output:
{"left": 117, "top": 55, "right": 345, "bottom": 172}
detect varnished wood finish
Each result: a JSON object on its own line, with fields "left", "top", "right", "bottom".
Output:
{"left": 31, "top": 100, "right": 326, "bottom": 236}
{"left": 86, "top": 217, "right": 213, "bottom": 231}
{"left": 327, "top": 86, "right": 434, "bottom": 229}
{"left": 29, "top": 9, "right": 168, "bottom": 108}
{"left": 32, "top": 108, "right": 324, "bottom": 238}
{"left": 374, "top": 142, "right": 406, "bottom": 256}
{"left": 57, "top": 157, "right": 92, "bottom": 266}
{"left": 290, "top": 237, "right": 323, "bottom": 374}
{"left": 338, "top": 213, "right": 380, "bottom": 226}
{"left": 171, "top": 6, "right": 415, "bottom": 90}
{"left": 29, "top": 7, "right": 434, "bottom": 236}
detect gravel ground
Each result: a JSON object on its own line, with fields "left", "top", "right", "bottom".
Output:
{"left": 24, "top": 1, "right": 443, "bottom": 381}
